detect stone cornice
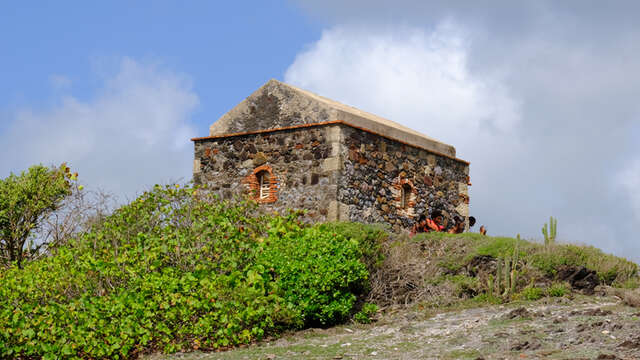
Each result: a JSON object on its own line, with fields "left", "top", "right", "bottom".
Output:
{"left": 191, "top": 120, "right": 470, "bottom": 165}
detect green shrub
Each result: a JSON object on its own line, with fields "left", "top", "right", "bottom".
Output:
{"left": 547, "top": 282, "right": 569, "bottom": 297}
{"left": 472, "top": 293, "right": 503, "bottom": 305}
{"left": 0, "top": 185, "right": 371, "bottom": 358}
{"left": 353, "top": 303, "right": 379, "bottom": 324}
{"left": 318, "top": 222, "right": 388, "bottom": 271}
{"left": 259, "top": 217, "right": 369, "bottom": 327}
{"left": 0, "top": 163, "right": 75, "bottom": 268}
{"left": 518, "top": 286, "right": 544, "bottom": 301}
{"left": 618, "top": 277, "right": 640, "bottom": 289}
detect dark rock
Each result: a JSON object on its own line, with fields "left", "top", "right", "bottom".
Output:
{"left": 465, "top": 255, "right": 497, "bottom": 276}
{"left": 503, "top": 307, "right": 532, "bottom": 320}
{"left": 510, "top": 340, "right": 541, "bottom": 351}
{"left": 556, "top": 265, "right": 599, "bottom": 294}
{"left": 311, "top": 173, "right": 319, "bottom": 185}
{"left": 618, "top": 336, "right": 640, "bottom": 349}
{"left": 570, "top": 308, "right": 612, "bottom": 317}
{"left": 596, "top": 354, "right": 619, "bottom": 359}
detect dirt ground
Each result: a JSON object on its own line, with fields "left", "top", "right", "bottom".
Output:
{"left": 147, "top": 294, "right": 640, "bottom": 360}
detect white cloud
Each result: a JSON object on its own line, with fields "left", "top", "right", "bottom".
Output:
{"left": 285, "top": 23, "right": 527, "bottom": 229}
{"left": 284, "top": 20, "right": 640, "bottom": 262}
{"left": 286, "top": 24, "right": 521, "bottom": 144}
{"left": 0, "top": 57, "right": 198, "bottom": 199}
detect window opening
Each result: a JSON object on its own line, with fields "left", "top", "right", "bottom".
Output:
{"left": 401, "top": 183, "right": 412, "bottom": 209}
{"left": 258, "top": 171, "right": 270, "bottom": 199}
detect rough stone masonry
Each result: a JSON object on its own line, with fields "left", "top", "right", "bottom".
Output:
{"left": 192, "top": 79, "right": 470, "bottom": 232}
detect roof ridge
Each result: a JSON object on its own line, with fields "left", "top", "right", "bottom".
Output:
{"left": 273, "top": 80, "right": 443, "bottom": 144}
{"left": 207, "top": 79, "right": 459, "bottom": 158}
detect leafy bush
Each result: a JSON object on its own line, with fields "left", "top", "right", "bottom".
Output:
{"left": 0, "top": 185, "right": 370, "bottom": 358}
{"left": 547, "top": 282, "right": 569, "bottom": 297}
{"left": 0, "top": 163, "right": 75, "bottom": 268}
{"left": 353, "top": 303, "right": 378, "bottom": 324}
{"left": 518, "top": 286, "right": 544, "bottom": 301}
{"left": 472, "top": 293, "right": 503, "bottom": 305}
{"left": 317, "top": 222, "right": 387, "bottom": 272}
{"left": 259, "top": 217, "right": 369, "bottom": 327}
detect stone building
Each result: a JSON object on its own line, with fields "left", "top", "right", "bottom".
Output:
{"left": 192, "top": 79, "right": 470, "bottom": 232}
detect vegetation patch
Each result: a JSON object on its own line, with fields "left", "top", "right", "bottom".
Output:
{"left": 2, "top": 169, "right": 639, "bottom": 359}
{"left": 0, "top": 185, "right": 373, "bottom": 359}
{"left": 366, "top": 231, "right": 638, "bottom": 309}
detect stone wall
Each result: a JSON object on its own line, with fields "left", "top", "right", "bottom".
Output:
{"left": 193, "top": 123, "right": 469, "bottom": 231}
{"left": 336, "top": 126, "right": 470, "bottom": 232}
{"left": 193, "top": 125, "right": 340, "bottom": 222}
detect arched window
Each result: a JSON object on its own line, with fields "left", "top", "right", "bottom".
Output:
{"left": 394, "top": 178, "right": 415, "bottom": 215}
{"left": 243, "top": 165, "right": 278, "bottom": 203}
{"left": 257, "top": 170, "right": 270, "bottom": 200}
{"left": 401, "top": 183, "right": 412, "bottom": 209}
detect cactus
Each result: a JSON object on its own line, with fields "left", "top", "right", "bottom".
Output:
{"left": 511, "top": 238, "right": 519, "bottom": 295}
{"left": 502, "top": 258, "right": 509, "bottom": 296}
{"left": 485, "top": 238, "right": 521, "bottom": 299}
{"left": 489, "top": 243, "right": 520, "bottom": 299}
{"left": 542, "top": 216, "right": 557, "bottom": 246}
{"left": 510, "top": 268, "right": 517, "bottom": 295}
{"left": 488, "top": 275, "right": 494, "bottom": 297}
{"left": 496, "top": 258, "right": 503, "bottom": 296}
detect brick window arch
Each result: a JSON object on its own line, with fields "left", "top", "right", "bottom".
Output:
{"left": 243, "top": 165, "right": 278, "bottom": 203}
{"left": 393, "top": 178, "right": 416, "bottom": 216}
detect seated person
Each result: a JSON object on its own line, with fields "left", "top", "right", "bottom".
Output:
{"left": 425, "top": 210, "right": 445, "bottom": 232}
{"left": 468, "top": 216, "right": 476, "bottom": 229}
{"left": 448, "top": 216, "right": 465, "bottom": 234}
{"left": 411, "top": 211, "right": 447, "bottom": 236}
{"left": 410, "top": 214, "right": 429, "bottom": 236}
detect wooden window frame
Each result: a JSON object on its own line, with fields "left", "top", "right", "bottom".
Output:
{"left": 243, "top": 165, "right": 278, "bottom": 203}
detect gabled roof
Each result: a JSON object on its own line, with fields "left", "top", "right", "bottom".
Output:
{"left": 195, "top": 79, "right": 459, "bottom": 159}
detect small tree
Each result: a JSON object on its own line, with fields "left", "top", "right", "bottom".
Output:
{"left": 0, "top": 164, "right": 74, "bottom": 268}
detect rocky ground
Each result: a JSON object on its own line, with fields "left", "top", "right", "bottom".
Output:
{"left": 146, "top": 294, "right": 640, "bottom": 360}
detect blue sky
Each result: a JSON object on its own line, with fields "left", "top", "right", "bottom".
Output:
{"left": 1, "top": 1, "right": 640, "bottom": 260}
{"left": 0, "top": 1, "right": 320, "bottom": 134}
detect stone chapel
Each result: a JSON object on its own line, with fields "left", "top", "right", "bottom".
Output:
{"left": 192, "top": 79, "right": 470, "bottom": 232}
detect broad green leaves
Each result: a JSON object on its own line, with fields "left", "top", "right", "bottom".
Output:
{"left": 0, "top": 185, "right": 374, "bottom": 358}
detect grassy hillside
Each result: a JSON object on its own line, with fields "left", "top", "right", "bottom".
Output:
{"left": 366, "top": 231, "right": 638, "bottom": 309}
{"left": 0, "top": 187, "right": 638, "bottom": 359}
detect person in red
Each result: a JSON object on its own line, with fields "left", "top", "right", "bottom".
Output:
{"left": 425, "top": 210, "right": 445, "bottom": 232}
{"left": 411, "top": 211, "right": 445, "bottom": 236}
{"left": 410, "top": 214, "right": 428, "bottom": 236}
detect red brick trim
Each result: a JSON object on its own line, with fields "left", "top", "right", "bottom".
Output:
{"left": 191, "top": 121, "right": 470, "bottom": 165}
{"left": 242, "top": 165, "right": 278, "bottom": 203}
{"left": 393, "top": 178, "right": 416, "bottom": 216}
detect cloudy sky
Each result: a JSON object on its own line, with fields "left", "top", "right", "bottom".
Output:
{"left": 1, "top": 1, "right": 639, "bottom": 260}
